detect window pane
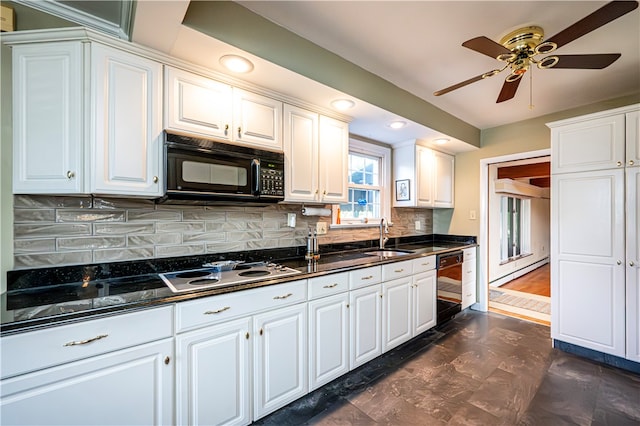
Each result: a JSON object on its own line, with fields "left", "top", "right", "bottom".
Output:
{"left": 339, "top": 151, "right": 383, "bottom": 222}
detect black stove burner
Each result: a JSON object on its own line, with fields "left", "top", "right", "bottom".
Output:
{"left": 189, "top": 278, "right": 220, "bottom": 285}
{"left": 234, "top": 264, "right": 252, "bottom": 270}
{"left": 176, "top": 271, "right": 211, "bottom": 279}
{"left": 237, "top": 270, "right": 270, "bottom": 277}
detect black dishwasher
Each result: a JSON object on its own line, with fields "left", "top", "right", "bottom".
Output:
{"left": 436, "top": 251, "right": 463, "bottom": 324}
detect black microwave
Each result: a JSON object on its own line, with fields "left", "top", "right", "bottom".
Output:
{"left": 161, "top": 131, "right": 285, "bottom": 203}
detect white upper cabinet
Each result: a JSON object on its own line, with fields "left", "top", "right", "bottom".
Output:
{"left": 233, "top": 88, "right": 283, "bottom": 150}
{"left": 12, "top": 42, "right": 84, "bottom": 194}
{"left": 550, "top": 108, "right": 628, "bottom": 174}
{"left": 10, "top": 38, "right": 163, "bottom": 197}
{"left": 283, "top": 105, "right": 348, "bottom": 203}
{"left": 627, "top": 110, "right": 640, "bottom": 167}
{"left": 164, "top": 66, "right": 233, "bottom": 139}
{"left": 165, "top": 67, "right": 283, "bottom": 150}
{"left": 393, "top": 141, "right": 454, "bottom": 208}
{"left": 90, "top": 44, "right": 163, "bottom": 196}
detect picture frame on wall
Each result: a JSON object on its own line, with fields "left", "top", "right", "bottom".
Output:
{"left": 395, "top": 179, "right": 410, "bottom": 201}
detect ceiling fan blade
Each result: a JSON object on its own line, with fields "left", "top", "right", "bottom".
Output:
{"left": 496, "top": 78, "right": 522, "bottom": 103}
{"left": 462, "top": 36, "right": 512, "bottom": 59}
{"left": 433, "top": 73, "right": 487, "bottom": 96}
{"left": 546, "top": 1, "right": 639, "bottom": 49}
{"left": 551, "top": 53, "right": 622, "bottom": 69}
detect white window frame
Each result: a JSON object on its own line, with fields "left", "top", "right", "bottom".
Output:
{"left": 332, "top": 137, "right": 391, "bottom": 228}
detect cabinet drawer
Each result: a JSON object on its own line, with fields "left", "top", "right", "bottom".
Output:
{"left": 463, "top": 247, "right": 476, "bottom": 261}
{"left": 0, "top": 306, "right": 173, "bottom": 379}
{"left": 381, "top": 260, "right": 413, "bottom": 281}
{"left": 176, "top": 280, "right": 307, "bottom": 333}
{"left": 308, "top": 272, "right": 348, "bottom": 300}
{"left": 349, "top": 266, "right": 381, "bottom": 290}
{"left": 462, "top": 283, "right": 476, "bottom": 309}
{"left": 412, "top": 256, "right": 436, "bottom": 273}
{"left": 463, "top": 261, "right": 476, "bottom": 285}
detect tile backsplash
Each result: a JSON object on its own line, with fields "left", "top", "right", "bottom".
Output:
{"left": 13, "top": 195, "right": 433, "bottom": 269}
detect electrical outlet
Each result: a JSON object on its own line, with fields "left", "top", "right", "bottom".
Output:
{"left": 415, "top": 220, "right": 421, "bottom": 231}
{"left": 316, "top": 222, "right": 327, "bottom": 235}
{"left": 287, "top": 213, "right": 296, "bottom": 228}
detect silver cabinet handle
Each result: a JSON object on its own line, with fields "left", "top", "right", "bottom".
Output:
{"left": 273, "top": 293, "right": 293, "bottom": 300}
{"left": 361, "top": 275, "right": 374, "bottom": 280}
{"left": 238, "top": 127, "right": 242, "bottom": 137}
{"left": 323, "top": 283, "right": 338, "bottom": 288}
{"left": 63, "top": 334, "right": 108, "bottom": 347}
{"left": 224, "top": 124, "right": 229, "bottom": 135}
{"left": 66, "top": 170, "right": 75, "bottom": 179}
{"left": 394, "top": 269, "right": 404, "bottom": 273}
{"left": 204, "top": 306, "right": 230, "bottom": 315}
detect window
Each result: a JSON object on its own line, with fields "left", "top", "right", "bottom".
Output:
{"left": 334, "top": 138, "right": 391, "bottom": 226}
{"left": 500, "top": 196, "right": 531, "bottom": 261}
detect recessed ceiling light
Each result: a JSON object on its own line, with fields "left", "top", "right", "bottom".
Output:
{"left": 219, "top": 55, "right": 254, "bottom": 73}
{"left": 331, "top": 99, "right": 355, "bottom": 110}
{"left": 434, "top": 138, "right": 449, "bottom": 145}
{"left": 388, "top": 120, "right": 406, "bottom": 129}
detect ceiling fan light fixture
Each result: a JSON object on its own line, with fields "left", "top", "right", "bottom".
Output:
{"left": 538, "top": 56, "right": 559, "bottom": 69}
{"left": 497, "top": 52, "right": 517, "bottom": 62}
{"left": 534, "top": 41, "right": 557, "bottom": 55}
{"left": 331, "top": 99, "right": 355, "bottom": 110}
{"left": 505, "top": 72, "right": 524, "bottom": 83}
{"left": 219, "top": 55, "right": 254, "bottom": 73}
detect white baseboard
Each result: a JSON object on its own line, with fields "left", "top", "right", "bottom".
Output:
{"left": 490, "top": 258, "right": 549, "bottom": 288}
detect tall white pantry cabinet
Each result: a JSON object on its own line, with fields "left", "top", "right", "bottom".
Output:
{"left": 548, "top": 104, "right": 640, "bottom": 362}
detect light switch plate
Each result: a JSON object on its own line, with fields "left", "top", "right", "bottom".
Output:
{"left": 287, "top": 213, "right": 296, "bottom": 227}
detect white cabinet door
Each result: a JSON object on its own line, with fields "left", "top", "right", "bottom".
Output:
{"left": 233, "top": 89, "right": 283, "bottom": 150}
{"left": 551, "top": 113, "right": 626, "bottom": 174}
{"left": 165, "top": 66, "right": 233, "bottom": 139}
{"left": 462, "top": 247, "right": 477, "bottom": 309}
{"left": 253, "top": 303, "right": 307, "bottom": 420}
{"left": 283, "top": 104, "right": 319, "bottom": 202}
{"left": 349, "top": 284, "right": 382, "bottom": 369}
{"left": 551, "top": 169, "right": 626, "bottom": 356}
{"left": 0, "top": 339, "right": 174, "bottom": 425}
{"left": 308, "top": 292, "right": 349, "bottom": 391}
{"left": 318, "top": 115, "right": 349, "bottom": 203}
{"left": 176, "top": 317, "right": 251, "bottom": 426}
{"left": 12, "top": 42, "right": 84, "bottom": 194}
{"left": 626, "top": 167, "right": 640, "bottom": 362}
{"left": 627, "top": 110, "right": 640, "bottom": 167}
{"left": 433, "top": 151, "right": 455, "bottom": 208}
{"left": 416, "top": 146, "right": 434, "bottom": 207}
{"left": 381, "top": 277, "right": 412, "bottom": 352}
{"left": 413, "top": 270, "right": 437, "bottom": 335}
{"left": 91, "top": 44, "right": 163, "bottom": 196}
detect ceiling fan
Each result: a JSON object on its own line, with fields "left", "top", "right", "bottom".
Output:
{"left": 433, "top": 1, "right": 639, "bottom": 103}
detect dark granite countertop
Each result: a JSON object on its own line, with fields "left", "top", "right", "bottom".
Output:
{"left": 1, "top": 234, "right": 476, "bottom": 335}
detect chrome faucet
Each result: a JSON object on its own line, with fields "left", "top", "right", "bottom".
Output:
{"left": 379, "top": 218, "right": 389, "bottom": 249}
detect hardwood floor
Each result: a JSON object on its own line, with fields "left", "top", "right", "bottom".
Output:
{"left": 501, "top": 263, "right": 550, "bottom": 297}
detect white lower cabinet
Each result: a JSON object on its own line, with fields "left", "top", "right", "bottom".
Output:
{"left": 349, "top": 284, "right": 383, "bottom": 369}
{"left": 253, "top": 303, "right": 308, "bottom": 420}
{"left": 0, "top": 307, "right": 174, "bottom": 425}
{"left": 462, "top": 247, "right": 477, "bottom": 309}
{"left": 308, "top": 292, "right": 349, "bottom": 391}
{"left": 382, "top": 277, "right": 413, "bottom": 352}
{"left": 176, "top": 317, "right": 251, "bottom": 426}
{"left": 413, "top": 270, "right": 437, "bottom": 334}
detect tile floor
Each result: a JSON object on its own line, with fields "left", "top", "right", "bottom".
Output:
{"left": 254, "top": 310, "right": 640, "bottom": 425}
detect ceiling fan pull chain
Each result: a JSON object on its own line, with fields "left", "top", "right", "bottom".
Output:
{"left": 529, "top": 66, "right": 534, "bottom": 110}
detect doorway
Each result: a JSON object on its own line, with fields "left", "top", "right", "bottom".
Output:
{"left": 477, "top": 150, "right": 551, "bottom": 325}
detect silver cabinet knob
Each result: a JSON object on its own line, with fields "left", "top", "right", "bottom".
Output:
{"left": 66, "top": 171, "right": 75, "bottom": 179}
{"left": 631, "top": 261, "right": 636, "bottom": 267}
{"left": 617, "top": 260, "right": 622, "bottom": 265}
{"left": 629, "top": 160, "right": 635, "bottom": 166}
{"left": 153, "top": 176, "right": 158, "bottom": 183}
{"left": 617, "top": 161, "right": 622, "bottom": 166}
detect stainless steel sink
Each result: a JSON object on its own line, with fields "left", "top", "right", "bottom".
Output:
{"left": 363, "top": 249, "right": 414, "bottom": 257}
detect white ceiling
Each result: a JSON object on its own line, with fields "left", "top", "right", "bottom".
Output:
{"left": 131, "top": 1, "right": 639, "bottom": 150}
